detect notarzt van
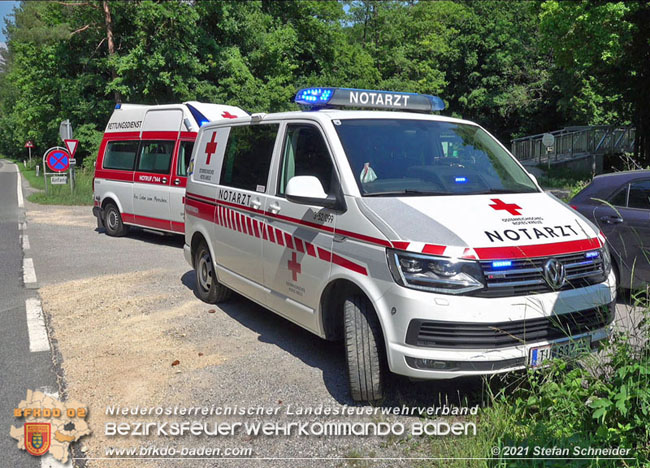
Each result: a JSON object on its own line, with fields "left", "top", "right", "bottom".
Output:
{"left": 92, "top": 102, "right": 244, "bottom": 236}
{"left": 184, "top": 88, "right": 616, "bottom": 401}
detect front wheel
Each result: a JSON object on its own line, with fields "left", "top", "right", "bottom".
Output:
{"left": 194, "top": 242, "right": 231, "bottom": 304}
{"left": 344, "top": 295, "right": 385, "bottom": 401}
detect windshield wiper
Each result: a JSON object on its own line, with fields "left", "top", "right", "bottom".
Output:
{"left": 363, "top": 190, "right": 450, "bottom": 197}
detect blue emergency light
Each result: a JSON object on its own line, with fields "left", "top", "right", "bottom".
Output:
{"left": 295, "top": 87, "right": 445, "bottom": 113}
{"left": 491, "top": 260, "right": 512, "bottom": 268}
{"left": 585, "top": 251, "right": 600, "bottom": 259}
{"left": 454, "top": 177, "right": 467, "bottom": 183}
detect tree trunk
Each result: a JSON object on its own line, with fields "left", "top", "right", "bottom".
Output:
{"left": 102, "top": 0, "right": 121, "bottom": 103}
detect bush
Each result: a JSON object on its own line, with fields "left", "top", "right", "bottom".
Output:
{"left": 491, "top": 304, "right": 650, "bottom": 467}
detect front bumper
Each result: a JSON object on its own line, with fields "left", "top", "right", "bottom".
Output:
{"left": 377, "top": 271, "right": 617, "bottom": 379}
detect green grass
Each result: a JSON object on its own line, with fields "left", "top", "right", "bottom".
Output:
{"left": 11, "top": 158, "right": 93, "bottom": 205}
{"left": 537, "top": 166, "right": 591, "bottom": 201}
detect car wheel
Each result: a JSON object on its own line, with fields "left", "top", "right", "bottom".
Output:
{"left": 103, "top": 203, "right": 128, "bottom": 237}
{"left": 344, "top": 294, "right": 384, "bottom": 402}
{"left": 194, "top": 241, "right": 230, "bottom": 304}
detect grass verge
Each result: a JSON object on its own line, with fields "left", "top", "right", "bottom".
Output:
{"left": 10, "top": 158, "right": 93, "bottom": 205}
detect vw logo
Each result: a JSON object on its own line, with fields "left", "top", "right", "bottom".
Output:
{"left": 544, "top": 258, "right": 566, "bottom": 289}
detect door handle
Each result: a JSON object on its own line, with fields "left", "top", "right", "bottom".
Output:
{"left": 269, "top": 202, "right": 281, "bottom": 214}
{"left": 599, "top": 215, "right": 623, "bottom": 224}
{"left": 162, "top": 177, "right": 168, "bottom": 184}
{"left": 173, "top": 179, "right": 181, "bottom": 186}
{"left": 250, "top": 198, "right": 262, "bottom": 210}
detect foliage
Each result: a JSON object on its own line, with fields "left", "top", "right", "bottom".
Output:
{"left": 0, "top": 0, "right": 647, "bottom": 164}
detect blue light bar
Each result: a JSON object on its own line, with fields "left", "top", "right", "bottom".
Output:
{"left": 186, "top": 103, "right": 210, "bottom": 128}
{"left": 115, "top": 103, "right": 121, "bottom": 109}
{"left": 295, "top": 87, "right": 445, "bottom": 113}
{"left": 492, "top": 260, "right": 512, "bottom": 268}
{"left": 585, "top": 251, "right": 600, "bottom": 259}
{"left": 454, "top": 177, "right": 467, "bottom": 183}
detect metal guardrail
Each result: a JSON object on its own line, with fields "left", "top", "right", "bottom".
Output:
{"left": 511, "top": 126, "right": 635, "bottom": 164}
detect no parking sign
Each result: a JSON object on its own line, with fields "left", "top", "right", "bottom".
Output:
{"left": 44, "top": 147, "right": 70, "bottom": 172}
{"left": 42, "top": 146, "right": 74, "bottom": 193}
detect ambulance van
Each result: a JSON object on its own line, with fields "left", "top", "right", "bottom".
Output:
{"left": 92, "top": 102, "right": 245, "bottom": 236}
{"left": 183, "top": 88, "right": 616, "bottom": 401}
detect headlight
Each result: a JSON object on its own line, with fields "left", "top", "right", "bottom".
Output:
{"left": 386, "top": 249, "right": 485, "bottom": 294}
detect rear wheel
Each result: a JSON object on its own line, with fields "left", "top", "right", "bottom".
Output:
{"left": 344, "top": 294, "right": 385, "bottom": 401}
{"left": 104, "top": 203, "right": 128, "bottom": 237}
{"left": 194, "top": 241, "right": 231, "bottom": 304}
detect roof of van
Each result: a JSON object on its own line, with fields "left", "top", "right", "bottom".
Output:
{"left": 104, "top": 101, "right": 247, "bottom": 134}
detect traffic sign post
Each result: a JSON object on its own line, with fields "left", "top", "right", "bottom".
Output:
{"left": 24, "top": 140, "right": 34, "bottom": 162}
{"left": 64, "top": 139, "right": 79, "bottom": 192}
{"left": 42, "top": 147, "right": 71, "bottom": 194}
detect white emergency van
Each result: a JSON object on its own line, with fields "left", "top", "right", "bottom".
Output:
{"left": 183, "top": 88, "right": 616, "bottom": 401}
{"left": 92, "top": 102, "right": 245, "bottom": 236}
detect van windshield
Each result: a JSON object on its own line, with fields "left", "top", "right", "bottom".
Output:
{"left": 333, "top": 119, "right": 538, "bottom": 196}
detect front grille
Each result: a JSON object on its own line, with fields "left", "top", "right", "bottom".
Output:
{"left": 473, "top": 251, "right": 606, "bottom": 298}
{"left": 405, "top": 303, "right": 615, "bottom": 349}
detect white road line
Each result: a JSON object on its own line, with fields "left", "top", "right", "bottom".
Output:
{"left": 25, "top": 298, "right": 50, "bottom": 352}
{"left": 23, "top": 257, "right": 37, "bottom": 284}
{"left": 16, "top": 165, "right": 24, "bottom": 208}
{"left": 22, "top": 234, "right": 30, "bottom": 250}
{"left": 19, "top": 221, "right": 26, "bottom": 230}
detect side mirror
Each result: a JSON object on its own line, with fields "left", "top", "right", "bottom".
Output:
{"left": 286, "top": 176, "right": 339, "bottom": 209}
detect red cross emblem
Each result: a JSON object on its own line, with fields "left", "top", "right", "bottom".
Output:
{"left": 489, "top": 198, "right": 522, "bottom": 216}
{"left": 288, "top": 252, "right": 301, "bottom": 281}
{"left": 204, "top": 132, "right": 218, "bottom": 165}
{"left": 221, "top": 111, "right": 238, "bottom": 119}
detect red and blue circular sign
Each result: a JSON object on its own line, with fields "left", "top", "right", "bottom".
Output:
{"left": 44, "top": 148, "right": 70, "bottom": 173}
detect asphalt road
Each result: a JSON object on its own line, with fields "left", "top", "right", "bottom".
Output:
{"left": 0, "top": 160, "right": 60, "bottom": 468}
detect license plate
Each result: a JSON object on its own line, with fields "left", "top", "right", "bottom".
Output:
{"left": 528, "top": 336, "right": 591, "bottom": 367}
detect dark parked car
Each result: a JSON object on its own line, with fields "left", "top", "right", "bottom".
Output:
{"left": 570, "top": 170, "right": 650, "bottom": 290}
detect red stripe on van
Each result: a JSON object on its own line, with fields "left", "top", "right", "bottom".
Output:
{"left": 294, "top": 238, "right": 305, "bottom": 253}
{"left": 284, "top": 233, "right": 294, "bottom": 250}
{"left": 122, "top": 213, "right": 170, "bottom": 230}
{"left": 474, "top": 238, "right": 602, "bottom": 260}
{"left": 94, "top": 169, "right": 134, "bottom": 182}
{"left": 422, "top": 244, "right": 447, "bottom": 255}
{"left": 317, "top": 247, "right": 332, "bottom": 262}
{"left": 275, "top": 228, "right": 285, "bottom": 246}
{"left": 391, "top": 241, "right": 410, "bottom": 250}
{"left": 141, "top": 131, "right": 179, "bottom": 140}
{"left": 268, "top": 225, "right": 275, "bottom": 243}
{"left": 170, "top": 221, "right": 184, "bottom": 233}
{"left": 306, "top": 243, "right": 316, "bottom": 257}
{"left": 332, "top": 253, "right": 368, "bottom": 275}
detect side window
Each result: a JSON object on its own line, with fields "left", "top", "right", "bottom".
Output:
{"left": 278, "top": 124, "right": 335, "bottom": 195}
{"left": 220, "top": 124, "right": 279, "bottom": 191}
{"left": 176, "top": 141, "right": 194, "bottom": 177}
{"left": 103, "top": 141, "right": 138, "bottom": 171}
{"left": 627, "top": 180, "right": 650, "bottom": 210}
{"left": 137, "top": 141, "right": 175, "bottom": 174}
{"left": 609, "top": 186, "right": 628, "bottom": 207}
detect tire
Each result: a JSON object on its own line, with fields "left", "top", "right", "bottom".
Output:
{"left": 103, "top": 203, "right": 128, "bottom": 237}
{"left": 344, "top": 294, "right": 384, "bottom": 402}
{"left": 194, "top": 241, "right": 231, "bottom": 304}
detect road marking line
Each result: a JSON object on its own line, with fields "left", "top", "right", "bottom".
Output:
{"left": 23, "top": 257, "right": 37, "bottom": 284}
{"left": 22, "top": 234, "right": 30, "bottom": 250}
{"left": 16, "top": 165, "right": 24, "bottom": 208}
{"left": 19, "top": 222, "right": 26, "bottom": 230}
{"left": 25, "top": 298, "right": 50, "bottom": 352}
